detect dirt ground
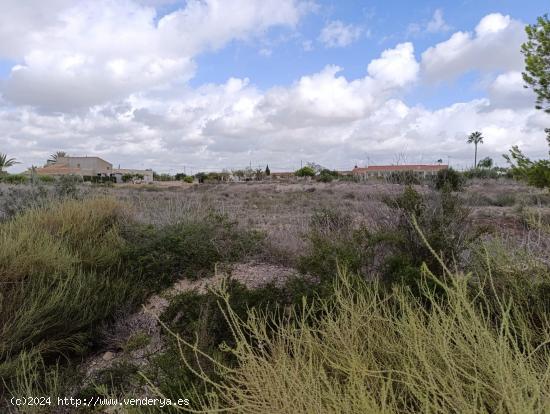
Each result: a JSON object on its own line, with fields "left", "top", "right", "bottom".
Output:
{"left": 100, "top": 179, "right": 548, "bottom": 262}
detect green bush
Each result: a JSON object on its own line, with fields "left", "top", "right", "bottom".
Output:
{"left": 153, "top": 173, "right": 174, "bottom": 181}
{"left": 0, "top": 198, "right": 143, "bottom": 397}
{"left": 524, "top": 160, "right": 550, "bottom": 188}
{"left": 317, "top": 169, "right": 339, "bottom": 183}
{"left": 0, "top": 174, "right": 28, "bottom": 185}
{"left": 295, "top": 166, "right": 315, "bottom": 177}
{"left": 299, "top": 209, "right": 372, "bottom": 282}
{"left": 37, "top": 175, "right": 55, "bottom": 183}
{"left": 183, "top": 176, "right": 194, "bottom": 183}
{"left": 504, "top": 145, "right": 550, "bottom": 189}
{"left": 434, "top": 167, "right": 464, "bottom": 191}
{"left": 123, "top": 214, "right": 264, "bottom": 286}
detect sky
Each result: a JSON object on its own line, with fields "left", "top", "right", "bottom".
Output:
{"left": 0, "top": 0, "right": 548, "bottom": 173}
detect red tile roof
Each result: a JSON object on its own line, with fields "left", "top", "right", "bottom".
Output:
{"left": 34, "top": 164, "right": 81, "bottom": 175}
{"left": 353, "top": 164, "right": 448, "bottom": 173}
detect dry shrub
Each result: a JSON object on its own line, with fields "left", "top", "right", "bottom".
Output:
{"left": 0, "top": 198, "right": 136, "bottom": 401}
{"left": 155, "top": 263, "right": 550, "bottom": 413}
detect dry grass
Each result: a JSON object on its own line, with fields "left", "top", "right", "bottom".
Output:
{"left": 0, "top": 197, "right": 137, "bottom": 399}
{"left": 159, "top": 264, "right": 550, "bottom": 413}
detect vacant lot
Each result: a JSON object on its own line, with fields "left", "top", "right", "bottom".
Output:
{"left": 1, "top": 179, "right": 549, "bottom": 413}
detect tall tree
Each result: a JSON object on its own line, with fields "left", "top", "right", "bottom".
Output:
{"left": 48, "top": 151, "right": 67, "bottom": 164}
{"left": 0, "top": 153, "right": 18, "bottom": 173}
{"left": 467, "top": 131, "right": 484, "bottom": 168}
{"left": 265, "top": 165, "right": 271, "bottom": 176}
{"left": 522, "top": 14, "right": 550, "bottom": 113}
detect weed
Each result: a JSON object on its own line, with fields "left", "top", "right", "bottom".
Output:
{"left": 157, "top": 265, "right": 550, "bottom": 413}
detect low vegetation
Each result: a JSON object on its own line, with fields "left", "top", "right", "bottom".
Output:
{"left": 171, "top": 263, "right": 549, "bottom": 413}
{"left": 0, "top": 177, "right": 549, "bottom": 413}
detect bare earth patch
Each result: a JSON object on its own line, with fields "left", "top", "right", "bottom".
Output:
{"left": 81, "top": 261, "right": 296, "bottom": 382}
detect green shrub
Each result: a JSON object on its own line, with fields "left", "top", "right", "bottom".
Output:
{"left": 524, "top": 160, "right": 550, "bottom": 188}
{"left": 434, "top": 167, "right": 464, "bottom": 191}
{"left": 299, "top": 209, "right": 372, "bottom": 282}
{"left": 295, "top": 166, "right": 315, "bottom": 177}
{"left": 183, "top": 176, "right": 194, "bottom": 183}
{"left": 504, "top": 145, "right": 550, "bottom": 189}
{"left": 37, "top": 175, "right": 55, "bottom": 183}
{"left": 153, "top": 173, "right": 174, "bottom": 181}
{"left": 122, "top": 214, "right": 264, "bottom": 286}
{"left": 0, "top": 174, "right": 28, "bottom": 185}
{"left": 378, "top": 186, "right": 475, "bottom": 292}
{"left": 317, "top": 169, "right": 339, "bottom": 183}
{"left": 0, "top": 198, "right": 143, "bottom": 397}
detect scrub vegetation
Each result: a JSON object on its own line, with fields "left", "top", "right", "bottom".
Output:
{"left": 0, "top": 175, "right": 549, "bottom": 413}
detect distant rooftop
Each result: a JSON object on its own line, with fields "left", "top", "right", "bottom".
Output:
{"left": 353, "top": 164, "right": 448, "bottom": 173}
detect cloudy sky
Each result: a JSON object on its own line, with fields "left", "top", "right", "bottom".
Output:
{"left": 0, "top": 0, "right": 548, "bottom": 173}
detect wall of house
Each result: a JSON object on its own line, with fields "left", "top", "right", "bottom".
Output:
{"left": 57, "top": 157, "right": 113, "bottom": 176}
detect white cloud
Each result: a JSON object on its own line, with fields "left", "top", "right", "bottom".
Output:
{"left": 426, "top": 9, "right": 451, "bottom": 33}
{"left": 0, "top": 0, "right": 308, "bottom": 111}
{"left": 487, "top": 71, "right": 534, "bottom": 109}
{"left": 421, "top": 13, "right": 525, "bottom": 81}
{"left": 407, "top": 9, "right": 451, "bottom": 36}
{"left": 319, "top": 20, "right": 362, "bottom": 48}
{"left": 0, "top": 7, "right": 547, "bottom": 174}
{"left": 367, "top": 43, "right": 419, "bottom": 88}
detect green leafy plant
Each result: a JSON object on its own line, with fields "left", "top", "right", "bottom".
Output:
{"left": 295, "top": 166, "right": 315, "bottom": 177}
{"left": 504, "top": 146, "right": 550, "bottom": 189}
{"left": 522, "top": 14, "right": 550, "bottom": 113}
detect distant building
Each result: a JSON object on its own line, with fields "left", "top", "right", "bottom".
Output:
{"left": 32, "top": 156, "right": 152, "bottom": 183}
{"left": 34, "top": 156, "right": 113, "bottom": 177}
{"left": 352, "top": 164, "right": 448, "bottom": 180}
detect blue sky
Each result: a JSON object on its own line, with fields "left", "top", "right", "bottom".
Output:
{"left": 188, "top": 0, "right": 545, "bottom": 107}
{"left": 0, "top": 0, "right": 548, "bottom": 172}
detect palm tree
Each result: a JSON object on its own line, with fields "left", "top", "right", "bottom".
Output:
{"left": 48, "top": 151, "right": 67, "bottom": 164}
{"left": 467, "top": 131, "right": 484, "bottom": 168}
{"left": 0, "top": 153, "right": 18, "bottom": 173}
